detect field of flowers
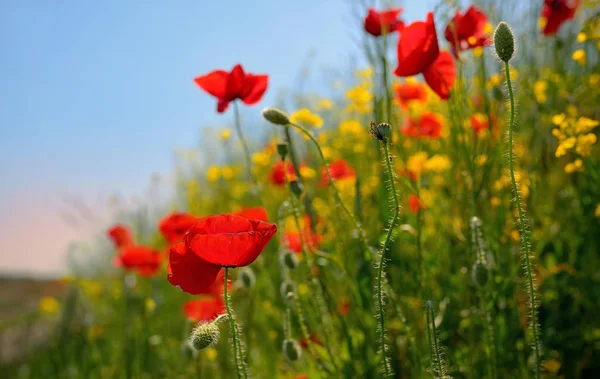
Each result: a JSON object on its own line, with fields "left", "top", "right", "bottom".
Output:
{"left": 5, "top": 0, "right": 600, "bottom": 378}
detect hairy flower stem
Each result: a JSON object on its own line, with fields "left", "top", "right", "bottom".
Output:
{"left": 288, "top": 122, "right": 372, "bottom": 260}
{"left": 233, "top": 101, "right": 257, "bottom": 192}
{"left": 504, "top": 61, "right": 541, "bottom": 379}
{"left": 426, "top": 303, "right": 445, "bottom": 378}
{"left": 375, "top": 141, "right": 399, "bottom": 378}
{"left": 224, "top": 267, "right": 248, "bottom": 379}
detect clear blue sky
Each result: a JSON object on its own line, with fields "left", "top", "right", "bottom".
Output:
{"left": 0, "top": 1, "right": 430, "bottom": 275}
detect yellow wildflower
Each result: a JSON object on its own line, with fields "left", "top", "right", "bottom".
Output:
{"left": 205, "top": 347, "right": 218, "bottom": 361}
{"left": 39, "top": 296, "right": 60, "bottom": 315}
{"left": 221, "top": 166, "right": 234, "bottom": 180}
{"left": 346, "top": 83, "right": 373, "bottom": 114}
{"left": 595, "top": 204, "right": 600, "bottom": 217}
{"left": 206, "top": 166, "right": 221, "bottom": 182}
{"left": 533, "top": 80, "right": 548, "bottom": 104}
{"left": 564, "top": 159, "right": 583, "bottom": 173}
{"left": 219, "top": 129, "right": 232, "bottom": 141}
{"left": 424, "top": 155, "right": 451, "bottom": 172}
{"left": 406, "top": 152, "right": 428, "bottom": 174}
{"left": 572, "top": 49, "right": 586, "bottom": 65}
{"left": 290, "top": 108, "right": 323, "bottom": 128}
{"left": 339, "top": 120, "right": 365, "bottom": 136}
{"left": 318, "top": 98, "right": 334, "bottom": 110}
{"left": 473, "top": 46, "right": 483, "bottom": 58}
{"left": 577, "top": 32, "right": 587, "bottom": 42}
{"left": 145, "top": 298, "right": 156, "bottom": 314}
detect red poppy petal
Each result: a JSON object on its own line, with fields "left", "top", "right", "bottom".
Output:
{"left": 423, "top": 51, "right": 456, "bottom": 100}
{"left": 167, "top": 242, "right": 222, "bottom": 295}
{"left": 240, "top": 74, "right": 268, "bottom": 105}
{"left": 184, "top": 298, "right": 225, "bottom": 322}
{"left": 194, "top": 70, "right": 229, "bottom": 99}
{"left": 394, "top": 12, "right": 439, "bottom": 77}
{"left": 226, "top": 64, "right": 246, "bottom": 100}
{"left": 235, "top": 207, "right": 269, "bottom": 222}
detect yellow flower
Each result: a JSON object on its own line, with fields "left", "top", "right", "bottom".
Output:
{"left": 575, "top": 117, "right": 599, "bottom": 133}
{"left": 298, "top": 283, "right": 309, "bottom": 296}
{"left": 318, "top": 98, "right": 334, "bottom": 110}
{"left": 552, "top": 113, "right": 566, "bottom": 127}
{"left": 39, "top": 296, "right": 60, "bottom": 315}
{"left": 575, "top": 133, "right": 597, "bottom": 156}
{"left": 406, "top": 152, "right": 428, "bottom": 174}
{"left": 538, "top": 17, "right": 547, "bottom": 31}
{"left": 205, "top": 347, "right": 218, "bottom": 361}
{"left": 338, "top": 120, "right": 365, "bottom": 136}
{"left": 346, "top": 83, "right": 373, "bottom": 114}
{"left": 355, "top": 67, "right": 373, "bottom": 79}
{"left": 219, "top": 129, "right": 232, "bottom": 141}
{"left": 290, "top": 108, "right": 323, "bottom": 128}
{"left": 145, "top": 298, "right": 156, "bottom": 314}
{"left": 300, "top": 165, "right": 316, "bottom": 179}
{"left": 572, "top": 49, "right": 586, "bottom": 65}
{"left": 221, "top": 166, "right": 234, "bottom": 180}
{"left": 473, "top": 46, "right": 483, "bottom": 58}
{"left": 424, "top": 155, "right": 451, "bottom": 172}
{"left": 595, "top": 204, "right": 600, "bottom": 217}
{"left": 486, "top": 74, "right": 501, "bottom": 89}
{"left": 252, "top": 151, "right": 271, "bottom": 166}
{"left": 577, "top": 32, "right": 587, "bottom": 42}
{"left": 475, "top": 154, "right": 488, "bottom": 166}
{"left": 533, "top": 80, "right": 548, "bottom": 104}
{"left": 206, "top": 166, "right": 220, "bottom": 182}
{"left": 490, "top": 197, "right": 502, "bottom": 207}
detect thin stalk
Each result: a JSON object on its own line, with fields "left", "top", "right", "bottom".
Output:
{"left": 233, "top": 101, "right": 257, "bottom": 189}
{"left": 288, "top": 122, "right": 372, "bottom": 260}
{"left": 224, "top": 267, "right": 248, "bottom": 379}
{"left": 504, "top": 61, "right": 541, "bottom": 379}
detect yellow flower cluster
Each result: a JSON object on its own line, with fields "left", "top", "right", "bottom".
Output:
{"left": 346, "top": 67, "right": 373, "bottom": 114}
{"left": 406, "top": 152, "right": 451, "bottom": 174}
{"left": 552, "top": 113, "right": 599, "bottom": 173}
{"left": 290, "top": 108, "right": 323, "bottom": 128}
{"left": 39, "top": 296, "right": 60, "bottom": 315}
{"left": 534, "top": 80, "right": 548, "bottom": 104}
{"left": 206, "top": 165, "right": 235, "bottom": 182}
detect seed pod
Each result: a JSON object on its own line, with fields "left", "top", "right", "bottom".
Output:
{"left": 282, "top": 339, "right": 302, "bottom": 362}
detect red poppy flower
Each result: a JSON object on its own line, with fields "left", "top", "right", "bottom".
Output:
{"left": 444, "top": 6, "right": 491, "bottom": 57}
{"left": 394, "top": 12, "right": 439, "bottom": 77}
{"left": 395, "top": 80, "right": 428, "bottom": 109}
{"left": 168, "top": 242, "right": 222, "bottom": 295}
{"left": 284, "top": 230, "right": 322, "bottom": 254}
{"left": 320, "top": 159, "right": 356, "bottom": 186}
{"left": 297, "top": 375, "right": 309, "bottom": 379}
{"left": 541, "top": 0, "right": 580, "bottom": 36}
{"left": 364, "top": 8, "right": 404, "bottom": 37}
{"left": 114, "top": 245, "right": 162, "bottom": 276}
{"left": 194, "top": 64, "right": 268, "bottom": 113}
{"left": 107, "top": 224, "right": 134, "bottom": 249}
{"left": 270, "top": 161, "right": 296, "bottom": 186}
{"left": 183, "top": 297, "right": 225, "bottom": 322}
{"left": 186, "top": 214, "right": 277, "bottom": 267}
{"left": 339, "top": 298, "right": 350, "bottom": 316}
{"left": 401, "top": 112, "right": 443, "bottom": 139}
{"left": 398, "top": 168, "right": 418, "bottom": 182}
{"left": 409, "top": 194, "right": 421, "bottom": 213}
{"left": 422, "top": 51, "right": 457, "bottom": 100}
{"left": 234, "top": 206, "right": 269, "bottom": 222}
{"left": 299, "top": 333, "right": 323, "bottom": 349}
{"left": 158, "top": 212, "right": 199, "bottom": 245}
{"left": 470, "top": 113, "right": 494, "bottom": 135}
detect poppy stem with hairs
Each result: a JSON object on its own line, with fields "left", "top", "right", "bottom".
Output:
{"left": 288, "top": 121, "right": 372, "bottom": 261}
{"left": 233, "top": 101, "right": 258, "bottom": 192}
{"left": 223, "top": 267, "right": 247, "bottom": 379}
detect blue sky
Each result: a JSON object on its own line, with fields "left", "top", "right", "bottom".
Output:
{"left": 0, "top": 1, "right": 430, "bottom": 275}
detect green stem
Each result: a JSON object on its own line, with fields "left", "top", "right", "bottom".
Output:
{"left": 224, "top": 267, "right": 247, "bottom": 379}
{"left": 427, "top": 304, "right": 444, "bottom": 377}
{"left": 233, "top": 101, "right": 257, "bottom": 190}
{"left": 288, "top": 122, "right": 371, "bottom": 260}
{"left": 504, "top": 61, "right": 541, "bottom": 379}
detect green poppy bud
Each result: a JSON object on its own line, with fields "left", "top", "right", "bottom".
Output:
{"left": 494, "top": 22, "right": 515, "bottom": 62}
{"left": 282, "top": 339, "right": 302, "bottom": 362}
{"left": 190, "top": 321, "right": 220, "bottom": 351}
{"left": 262, "top": 107, "right": 290, "bottom": 126}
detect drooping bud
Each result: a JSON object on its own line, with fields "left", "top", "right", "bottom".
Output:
{"left": 277, "top": 143, "right": 289, "bottom": 160}
{"left": 471, "top": 262, "right": 489, "bottom": 288}
{"left": 282, "top": 339, "right": 302, "bottom": 362}
{"left": 190, "top": 321, "right": 220, "bottom": 351}
{"left": 238, "top": 267, "right": 256, "bottom": 289}
{"left": 493, "top": 22, "right": 515, "bottom": 62}
{"left": 369, "top": 121, "right": 392, "bottom": 144}
{"left": 281, "top": 251, "right": 299, "bottom": 269}
{"left": 289, "top": 180, "right": 304, "bottom": 197}
{"left": 280, "top": 280, "right": 297, "bottom": 299}
{"left": 262, "top": 107, "right": 290, "bottom": 126}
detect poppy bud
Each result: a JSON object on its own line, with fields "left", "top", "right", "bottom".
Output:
{"left": 277, "top": 143, "right": 289, "bottom": 160}
{"left": 289, "top": 180, "right": 304, "bottom": 197}
{"left": 239, "top": 267, "right": 256, "bottom": 289}
{"left": 262, "top": 107, "right": 290, "bottom": 126}
{"left": 370, "top": 121, "right": 392, "bottom": 143}
{"left": 282, "top": 339, "right": 302, "bottom": 362}
{"left": 190, "top": 321, "right": 220, "bottom": 351}
{"left": 493, "top": 22, "right": 515, "bottom": 62}
{"left": 281, "top": 251, "right": 299, "bottom": 269}
{"left": 280, "top": 280, "right": 297, "bottom": 299}
{"left": 472, "top": 262, "right": 489, "bottom": 288}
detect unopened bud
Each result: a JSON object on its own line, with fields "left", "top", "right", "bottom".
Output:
{"left": 289, "top": 180, "right": 303, "bottom": 197}
{"left": 190, "top": 321, "right": 220, "bottom": 351}
{"left": 280, "top": 280, "right": 297, "bottom": 299}
{"left": 277, "top": 143, "right": 289, "bottom": 160}
{"left": 282, "top": 339, "right": 302, "bottom": 362}
{"left": 472, "top": 262, "right": 489, "bottom": 288}
{"left": 239, "top": 267, "right": 256, "bottom": 289}
{"left": 262, "top": 107, "right": 290, "bottom": 126}
{"left": 281, "top": 251, "right": 299, "bottom": 269}
{"left": 493, "top": 22, "right": 515, "bottom": 62}
{"left": 369, "top": 121, "right": 392, "bottom": 143}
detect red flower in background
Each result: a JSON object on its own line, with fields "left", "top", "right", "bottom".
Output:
{"left": 194, "top": 64, "right": 268, "bottom": 113}
{"left": 284, "top": 230, "right": 322, "bottom": 254}
{"left": 394, "top": 12, "right": 456, "bottom": 100}
{"left": 158, "top": 212, "right": 198, "bottom": 244}
{"left": 541, "top": 0, "right": 580, "bottom": 36}
{"left": 235, "top": 206, "right": 270, "bottom": 222}
{"left": 320, "top": 159, "right": 356, "bottom": 186}
{"left": 471, "top": 113, "right": 496, "bottom": 135}
{"left": 364, "top": 8, "right": 404, "bottom": 36}
{"left": 394, "top": 12, "right": 439, "bottom": 77}
{"left": 401, "top": 113, "right": 444, "bottom": 139}
{"left": 183, "top": 297, "right": 225, "bottom": 322}
{"left": 186, "top": 214, "right": 277, "bottom": 267}
{"left": 114, "top": 245, "right": 162, "bottom": 276}
{"left": 299, "top": 333, "right": 323, "bottom": 349}
{"left": 107, "top": 224, "right": 134, "bottom": 249}
{"left": 395, "top": 80, "right": 428, "bottom": 109}
{"left": 168, "top": 242, "right": 222, "bottom": 295}
{"left": 409, "top": 194, "right": 421, "bottom": 213}
{"left": 444, "top": 6, "right": 491, "bottom": 57}
{"left": 270, "top": 161, "right": 297, "bottom": 186}
{"left": 339, "top": 298, "right": 350, "bottom": 316}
